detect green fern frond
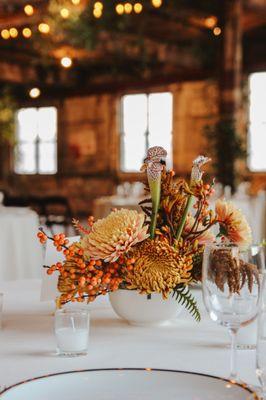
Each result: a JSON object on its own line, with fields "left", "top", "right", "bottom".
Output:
{"left": 172, "top": 285, "right": 201, "bottom": 322}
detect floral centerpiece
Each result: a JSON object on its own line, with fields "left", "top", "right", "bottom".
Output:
{"left": 38, "top": 146, "right": 252, "bottom": 323}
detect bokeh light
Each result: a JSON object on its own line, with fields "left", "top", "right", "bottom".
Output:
{"left": 213, "top": 26, "right": 222, "bottom": 36}
{"left": 22, "top": 28, "right": 32, "bottom": 38}
{"left": 60, "top": 56, "right": 73, "bottom": 68}
{"left": 38, "top": 23, "right": 50, "bottom": 34}
{"left": 24, "top": 4, "right": 34, "bottom": 16}
{"left": 29, "top": 88, "right": 41, "bottom": 98}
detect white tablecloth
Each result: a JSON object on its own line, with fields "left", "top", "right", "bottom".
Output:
{"left": 0, "top": 280, "right": 259, "bottom": 390}
{"left": 0, "top": 207, "right": 43, "bottom": 281}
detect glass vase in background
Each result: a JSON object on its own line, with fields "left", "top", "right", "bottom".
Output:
{"left": 202, "top": 243, "right": 265, "bottom": 381}
{"left": 237, "top": 245, "right": 265, "bottom": 350}
{"left": 0, "top": 293, "right": 3, "bottom": 329}
{"left": 256, "top": 305, "right": 266, "bottom": 399}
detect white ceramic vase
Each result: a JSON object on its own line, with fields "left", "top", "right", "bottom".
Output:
{"left": 109, "top": 289, "right": 183, "bottom": 326}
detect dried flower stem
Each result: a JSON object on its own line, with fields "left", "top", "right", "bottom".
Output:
{"left": 189, "top": 200, "right": 204, "bottom": 234}
{"left": 175, "top": 195, "right": 193, "bottom": 242}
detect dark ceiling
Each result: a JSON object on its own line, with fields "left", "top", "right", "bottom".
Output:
{"left": 0, "top": 0, "right": 265, "bottom": 98}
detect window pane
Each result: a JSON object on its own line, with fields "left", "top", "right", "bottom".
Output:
{"left": 148, "top": 92, "right": 173, "bottom": 166}
{"left": 249, "top": 72, "right": 266, "bottom": 171}
{"left": 14, "top": 143, "right": 36, "bottom": 174}
{"left": 122, "top": 94, "right": 147, "bottom": 172}
{"left": 15, "top": 106, "right": 58, "bottom": 175}
{"left": 38, "top": 107, "right": 57, "bottom": 141}
{"left": 39, "top": 142, "right": 57, "bottom": 174}
{"left": 16, "top": 108, "right": 38, "bottom": 142}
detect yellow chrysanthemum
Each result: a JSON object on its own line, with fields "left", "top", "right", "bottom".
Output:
{"left": 81, "top": 209, "right": 149, "bottom": 262}
{"left": 126, "top": 239, "right": 193, "bottom": 298}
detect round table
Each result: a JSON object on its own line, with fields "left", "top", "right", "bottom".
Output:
{"left": 0, "top": 279, "right": 258, "bottom": 390}
{"left": 0, "top": 207, "right": 43, "bottom": 281}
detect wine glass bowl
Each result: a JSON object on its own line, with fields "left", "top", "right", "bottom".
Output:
{"left": 202, "top": 243, "right": 264, "bottom": 380}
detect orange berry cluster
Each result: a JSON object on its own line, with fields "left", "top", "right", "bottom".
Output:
{"left": 47, "top": 262, "right": 63, "bottom": 275}
{"left": 57, "top": 254, "right": 126, "bottom": 304}
{"left": 52, "top": 233, "right": 69, "bottom": 251}
{"left": 37, "top": 231, "right": 47, "bottom": 244}
{"left": 46, "top": 242, "right": 135, "bottom": 304}
{"left": 38, "top": 228, "right": 136, "bottom": 305}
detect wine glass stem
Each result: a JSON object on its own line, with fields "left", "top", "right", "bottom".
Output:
{"left": 228, "top": 326, "right": 239, "bottom": 380}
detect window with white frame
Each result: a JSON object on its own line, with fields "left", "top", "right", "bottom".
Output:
{"left": 120, "top": 92, "right": 173, "bottom": 172}
{"left": 248, "top": 72, "right": 266, "bottom": 172}
{"left": 14, "top": 107, "right": 57, "bottom": 174}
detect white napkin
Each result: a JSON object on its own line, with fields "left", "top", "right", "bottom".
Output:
{"left": 40, "top": 236, "right": 80, "bottom": 301}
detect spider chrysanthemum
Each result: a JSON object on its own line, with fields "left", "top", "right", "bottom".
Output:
{"left": 81, "top": 209, "right": 149, "bottom": 262}
{"left": 126, "top": 238, "right": 193, "bottom": 298}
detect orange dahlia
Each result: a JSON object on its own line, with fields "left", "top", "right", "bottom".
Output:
{"left": 215, "top": 199, "right": 252, "bottom": 247}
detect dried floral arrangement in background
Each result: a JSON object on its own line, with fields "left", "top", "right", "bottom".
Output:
{"left": 209, "top": 247, "right": 259, "bottom": 295}
{"left": 38, "top": 146, "right": 253, "bottom": 321}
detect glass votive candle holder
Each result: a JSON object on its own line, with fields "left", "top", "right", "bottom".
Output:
{"left": 55, "top": 308, "right": 90, "bottom": 357}
{"left": 0, "top": 293, "right": 3, "bottom": 329}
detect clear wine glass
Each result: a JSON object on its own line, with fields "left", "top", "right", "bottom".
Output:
{"left": 202, "top": 243, "right": 264, "bottom": 381}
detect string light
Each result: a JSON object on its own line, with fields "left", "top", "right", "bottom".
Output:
{"left": 116, "top": 4, "right": 124, "bottom": 14}
{"left": 124, "top": 3, "right": 133, "bottom": 14}
{"left": 60, "top": 8, "right": 70, "bottom": 19}
{"left": 24, "top": 4, "right": 34, "bottom": 16}
{"left": 151, "top": 0, "right": 162, "bottom": 8}
{"left": 22, "top": 27, "right": 32, "bottom": 38}
{"left": 134, "top": 3, "right": 143, "bottom": 13}
{"left": 93, "top": 8, "right": 102, "bottom": 18}
{"left": 93, "top": 1, "right": 103, "bottom": 17}
{"left": 1, "top": 29, "right": 10, "bottom": 39}
{"left": 71, "top": 0, "right": 80, "bottom": 4}
{"left": 9, "top": 28, "right": 18, "bottom": 38}
{"left": 29, "top": 88, "right": 41, "bottom": 98}
{"left": 94, "top": 1, "right": 103, "bottom": 10}
{"left": 213, "top": 26, "right": 221, "bottom": 36}
{"left": 38, "top": 23, "right": 50, "bottom": 34}
{"left": 60, "top": 56, "right": 72, "bottom": 68}
{"left": 204, "top": 16, "right": 217, "bottom": 29}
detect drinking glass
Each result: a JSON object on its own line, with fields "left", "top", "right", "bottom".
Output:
{"left": 202, "top": 243, "right": 264, "bottom": 380}
{"left": 0, "top": 293, "right": 3, "bottom": 329}
{"left": 256, "top": 306, "right": 266, "bottom": 398}
{"left": 238, "top": 245, "right": 266, "bottom": 350}
{"left": 55, "top": 308, "right": 90, "bottom": 357}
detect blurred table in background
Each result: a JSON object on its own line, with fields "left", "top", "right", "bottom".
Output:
{"left": 93, "top": 182, "right": 145, "bottom": 219}
{"left": 93, "top": 196, "right": 144, "bottom": 220}
{"left": 0, "top": 207, "right": 43, "bottom": 281}
{"left": 232, "top": 190, "right": 266, "bottom": 244}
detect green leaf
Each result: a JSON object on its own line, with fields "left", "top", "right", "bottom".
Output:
{"left": 172, "top": 285, "right": 201, "bottom": 322}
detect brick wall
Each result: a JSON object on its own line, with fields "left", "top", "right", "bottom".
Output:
{"left": 0, "top": 79, "right": 264, "bottom": 216}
